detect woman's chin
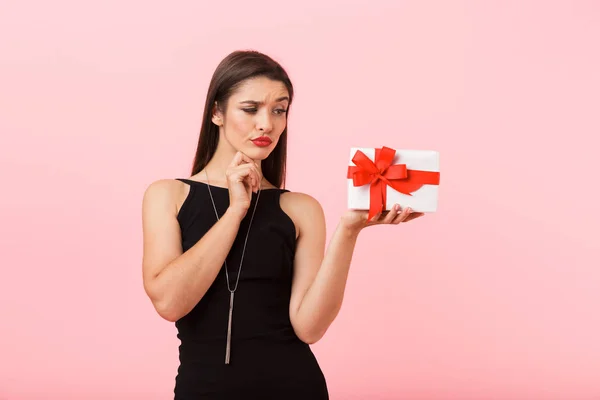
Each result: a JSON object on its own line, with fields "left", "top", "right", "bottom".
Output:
{"left": 244, "top": 146, "right": 273, "bottom": 160}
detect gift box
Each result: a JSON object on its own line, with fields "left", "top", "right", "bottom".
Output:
{"left": 347, "top": 146, "right": 440, "bottom": 220}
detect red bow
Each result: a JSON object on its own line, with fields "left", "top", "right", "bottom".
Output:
{"left": 347, "top": 146, "right": 440, "bottom": 221}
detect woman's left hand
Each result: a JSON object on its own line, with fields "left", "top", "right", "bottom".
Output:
{"left": 340, "top": 204, "right": 424, "bottom": 234}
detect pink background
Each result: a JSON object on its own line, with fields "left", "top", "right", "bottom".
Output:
{"left": 1, "top": 1, "right": 599, "bottom": 399}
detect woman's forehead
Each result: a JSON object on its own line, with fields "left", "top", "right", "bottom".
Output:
{"left": 232, "top": 78, "right": 289, "bottom": 101}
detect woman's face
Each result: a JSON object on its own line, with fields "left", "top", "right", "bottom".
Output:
{"left": 213, "top": 76, "right": 289, "bottom": 161}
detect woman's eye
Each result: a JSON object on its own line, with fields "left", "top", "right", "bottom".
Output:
{"left": 242, "top": 108, "right": 287, "bottom": 115}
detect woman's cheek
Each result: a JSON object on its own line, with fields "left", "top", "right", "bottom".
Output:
{"left": 229, "top": 112, "right": 250, "bottom": 133}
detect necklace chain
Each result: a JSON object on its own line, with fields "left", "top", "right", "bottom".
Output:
{"left": 204, "top": 170, "right": 261, "bottom": 293}
{"left": 205, "top": 169, "right": 262, "bottom": 364}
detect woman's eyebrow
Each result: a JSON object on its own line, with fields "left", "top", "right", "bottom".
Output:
{"left": 239, "top": 97, "right": 289, "bottom": 105}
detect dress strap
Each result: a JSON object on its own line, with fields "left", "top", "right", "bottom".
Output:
{"left": 175, "top": 178, "right": 198, "bottom": 223}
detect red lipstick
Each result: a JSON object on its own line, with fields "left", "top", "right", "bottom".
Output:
{"left": 251, "top": 137, "right": 272, "bottom": 147}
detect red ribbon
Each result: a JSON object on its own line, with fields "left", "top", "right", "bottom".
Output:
{"left": 347, "top": 146, "right": 440, "bottom": 221}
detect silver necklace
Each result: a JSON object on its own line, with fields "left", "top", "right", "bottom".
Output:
{"left": 205, "top": 169, "right": 261, "bottom": 364}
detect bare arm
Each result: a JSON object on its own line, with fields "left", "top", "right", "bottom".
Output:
{"left": 285, "top": 193, "right": 354, "bottom": 343}
{"left": 286, "top": 193, "right": 417, "bottom": 344}
{"left": 291, "top": 218, "right": 358, "bottom": 344}
{"left": 141, "top": 179, "right": 244, "bottom": 322}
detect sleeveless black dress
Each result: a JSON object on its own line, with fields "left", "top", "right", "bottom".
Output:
{"left": 173, "top": 178, "right": 329, "bottom": 399}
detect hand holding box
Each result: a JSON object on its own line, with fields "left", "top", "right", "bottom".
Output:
{"left": 347, "top": 146, "right": 440, "bottom": 221}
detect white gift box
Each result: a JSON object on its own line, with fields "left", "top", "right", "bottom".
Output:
{"left": 347, "top": 147, "right": 440, "bottom": 213}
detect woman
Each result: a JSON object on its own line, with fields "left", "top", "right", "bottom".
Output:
{"left": 141, "top": 50, "right": 423, "bottom": 399}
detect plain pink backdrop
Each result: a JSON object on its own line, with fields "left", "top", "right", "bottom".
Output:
{"left": 1, "top": 1, "right": 599, "bottom": 399}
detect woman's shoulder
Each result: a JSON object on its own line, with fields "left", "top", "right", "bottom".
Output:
{"left": 280, "top": 190, "right": 321, "bottom": 208}
{"left": 142, "top": 178, "right": 191, "bottom": 216}
{"left": 280, "top": 190, "right": 325, "bottom": 235}
{"left": 144, "top": 178, "right": 189, "bottom": 198}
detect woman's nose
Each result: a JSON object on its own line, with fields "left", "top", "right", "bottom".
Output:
{"left": 256, "top": 110, "right": 273, "bottom": 132}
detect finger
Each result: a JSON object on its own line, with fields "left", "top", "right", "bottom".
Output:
{"left": 243, "top": 164, "right": 259, "bottom": 192}
{"left": 231, "top": 162, "right": 256, "bottom": 176}
{"left": 239, "top": 169, "right": 253, "bottom": 189}
{"left": 255, "top": 166, "right": 263, "bottom": 190}
{"left": 250, "top": 165, "right": 260, "bottom": 192}
{"left": 238, "top": 151, "right": 256, "bottom": 165}
{"left": 250, "top": 164, "right": 262, "bottom": 192}
{"left": 229, "top": 151, "right": 244, "bottom": 168}
{"left": 383, "top": 204, "right": 401, "bottom": 224}
{"left": 392, "top": 206, "right": 412, "bottom": 224}
{"left": 389, "top": 205, "right": 406, "bottom": 224}
{"left": 250, "top": 164, "right": 261, "bottom": 186}
{"left": 231, "top": 165, "right": 255, "bottom": 186}
{"left": 229, "top": 170, "right": 246, "bottom": 184}
{"left": 367, "top": 211, "right": 383, "bottom": 224}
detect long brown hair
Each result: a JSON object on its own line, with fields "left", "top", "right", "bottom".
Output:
{"left": 190, "top": 50, "right": 294, "bottom": 189}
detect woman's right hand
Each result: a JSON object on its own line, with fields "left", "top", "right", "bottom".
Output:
{"left": 225, "top": 151, "right": 262, "bottom": 219}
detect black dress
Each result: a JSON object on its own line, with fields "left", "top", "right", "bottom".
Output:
{"left": 173, "top": 179, "right": 329, "bottom": 399}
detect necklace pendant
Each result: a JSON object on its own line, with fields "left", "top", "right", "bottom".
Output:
{"left": 225, "top": 291, "right": 234, "bottom": 364}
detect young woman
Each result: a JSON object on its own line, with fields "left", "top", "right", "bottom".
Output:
{"left": 141, "top": 50, "right": 423, "bottom": 399}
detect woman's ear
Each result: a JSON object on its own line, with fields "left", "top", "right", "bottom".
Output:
{"left": 211, "top": 101, "right": 223, "bottom": 126}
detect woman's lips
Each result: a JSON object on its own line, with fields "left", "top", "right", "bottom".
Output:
{"left": 251, "top": 137, "right": 272, "bottom": 147}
